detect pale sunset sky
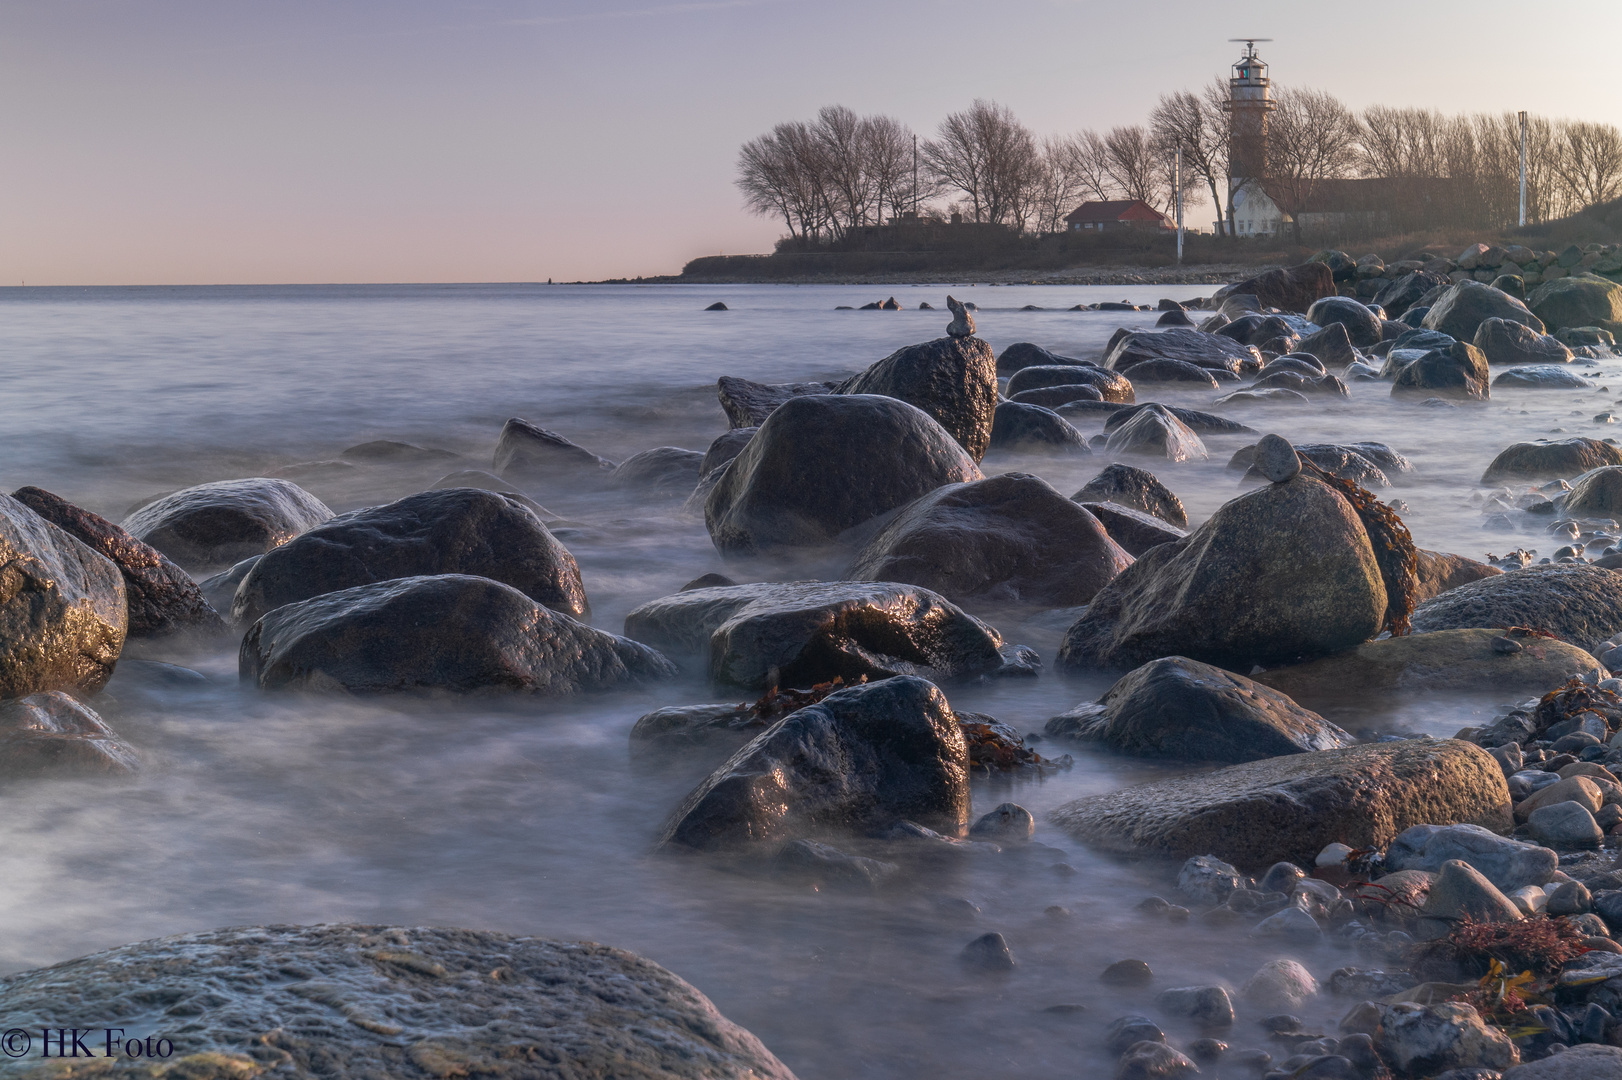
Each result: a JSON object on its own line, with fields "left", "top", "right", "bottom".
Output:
{"left": 4, "top": 0, "right": 1620, "bottom": 285}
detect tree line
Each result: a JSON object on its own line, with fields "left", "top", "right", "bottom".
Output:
{"left": 737, "top": 91, "right": 1622, "bottom": 243}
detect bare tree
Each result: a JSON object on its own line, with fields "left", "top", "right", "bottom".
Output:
{"left": 736, "top": 122, "right": 830, "bottom": 242}
{"left": 1553, "top": 119, "right": 1622, "bottom": 211}
{"left": 924, "top": 100, "right": 1041, "bottom": 227}
{"left": 1267, "top": 86, "right": 1360, "bottom": 242}
{"left": 1151, "top": 85, "right": 1230, "bottom": 232}
{"left": 861, "top": 114, "right": 919, "bottom": 223}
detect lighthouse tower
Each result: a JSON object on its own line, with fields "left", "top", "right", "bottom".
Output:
{"left": 1223, "top": 39, "right": 1276, "bottom": 235}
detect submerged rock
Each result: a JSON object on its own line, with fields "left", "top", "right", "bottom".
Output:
{"left": 232, "top": 488, "right": 589, "bottom": 625}
{"left": 659, "top": 676, "right": 968, "bottom": 850}
{"left": 1409, "top": 563, "right": 1622, "bottom": 653}
{"left": 0, "top": 924, "right": 797, "bottom": 1080}
{"left": 12, "top": 485, "right": 223, "bottom": 639}
{"left": 1391, "top": 342, "right": 1491, "bottom": 401}
{"left": 845, "top": 474, "right": 1132, "bottom": 608}
{"left": 242, "top": 574, "right": 675, "bottom": 695}
{"left": 1007, "top": 383, "right": 1103, "bottom": 408}
{"left": 122, "top": 478, "right": 333, "bottom": 571}
{"left": 705, "top": 394, "right": 982, "bottom": 556}
{"left": 608, "top": 447, "right": 706, "bottom": 495}
{"left": 988, "top": 402, "right": 1091, "bottom": 453}
{"left": 1103, "top": 402, "right": 1255, "bottom": 436}
{"left": 715, "top": 376, "right": 840, "bottom": 428}
{"left": 1049, "top": 738, "right": 1511, "bottom": 867}
{"left": 0, "top": 691, "right": 138, "bottom": 778}
{"left": 491, "top": 418, "right": 617, "bottom": 480}
{"left": 1480, "top": 436, "right": 1622, "bottom": 482}
{"left": 1492, "top": 365, "right": 1594, "bottom": 389}
{"left": 1075, "top": 502, "right": 1189, "bottom": 557}
{"left": 995, "top": 341, "right": 1091, "bottom": 375}
{"left": 1043, "top": 656, "right": 1350, "bottom": 762}
{"left": 1104, "top": 404, "right": 1209, "bottom": 462}
{"left": 835, "top": 335, "right": 999, "bottom": 461}
{"left": 1073, "top": 463, "right": 1187, "bottom": 527}
{"left": 0, "top": 494, "right": 126, "bottom": 698}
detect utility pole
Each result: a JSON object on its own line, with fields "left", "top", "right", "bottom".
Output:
{"left": 1518, "top": 111, "right": 1528, "bottom": 227}
{"left": 912, "top": 134, "right": 919, "bottom": 217}
{"left": 1175, "top": 145, "right": 1185, "bottom": 264}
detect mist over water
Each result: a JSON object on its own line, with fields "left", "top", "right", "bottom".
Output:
{"left": 2, "top": 283, "right": 1618, "bottom": 1077}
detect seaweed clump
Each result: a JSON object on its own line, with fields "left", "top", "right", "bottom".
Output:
{"left": 1412, "top": 914, "right": 1589, "bottom": 981}
{"left": 1301, "top": 460, "right": 1418, "bottom": 636}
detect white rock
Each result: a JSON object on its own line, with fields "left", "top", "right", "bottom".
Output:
{"left": 1374, "top": 1001, "right": 1519, "bottom": 1075}
{"left": 1508, "top": 884, "right": 1549, "bottom": 915}
{"left": 1241, "top": 958, "right": 1319, "bottom": 1010}
{"left": 1316, "top": 842, "right": 1354, "bottom": 867}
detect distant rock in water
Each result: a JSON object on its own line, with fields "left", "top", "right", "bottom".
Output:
{"left": 122, "top": 478, "right": 333, "bottom": 571}
{"left": 1105, "top": 328, "right": 1257, "bottom": 376}
{"left": 715, "top": 375, "right": 841, "bottom": 429}
{"left": 1479, "top": 436, "right": 1622, "bottom": 483}
{"left": 12, "top": 485, "right": 224, "bottom": 639}
{"left": 705, "top": 300, "right": 729, "bottom": 311}
{"left": 241, "top": 574, "right": 674, "bottom": 695}
{"left": 835, "top": 335, "right": 998, "bottom": 461}
{"left": 1007, "top": 364, "right": 1133, "bottom": 403}
{"left": 0, "top": 925, "right": 798, "bottom": 1080}
{"left": 1492, "top": 365, "right": 1593, "bottom": 389}
{"left": 1102, "top": 402, "right": 1254, "bottom": 436}
{"left": 492, "top": 418, "right": 617, "bottom": 481}
{"left": 0, "top": 691, "right": 139, "bottom": 779}
{"left": 339, "top": 440, "right": 458, "bottom": 463}
{"left": 1072, "top": 463, "right": 1186, "bottom": 527}
{"left": 995, "top": 341, "right": 1094, "bottom": 375}
{"left": 1390, "top": 342, "right": 1491, "bottom": 401}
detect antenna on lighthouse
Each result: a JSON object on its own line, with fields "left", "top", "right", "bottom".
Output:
{"left": 1228, "top": 37, "right": 1273, "bottom": 60}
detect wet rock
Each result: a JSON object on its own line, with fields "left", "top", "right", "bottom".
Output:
{"left": 199, "top": 555, "right": 261, "bottom": 615}
{"left": 705, "top": 394, "right": 982, "bottom": 556}
{"left": 1480, "top": 437, "right": 1622, "bottom": 483}
{"left": 774, "top": 839, "right": 898, "bottom": 889}
{"left": 1528, "top": 274, "right": 1622, "bottom": 335}
{"left": 1253, "top": 906, "right": 1322, "bottom": 941}
{"left": 1391, "top": 342, "right": 1491, "bottom": 401}
{"left": 995, "top": 341, "right": 1095, "bottom": 375}
{"left": 0, "top": 924, "right": 796, "bottom": 1079}
{"left": 241, "top": 574, "right": 675, "bottom": 695}
{"left": 835, "top": 335, "right": 999, "bottom": 461}
{"left": 1256, "top": 355, "right": 1327, "bottom": 379}
{"left": 1410, "top": 564, "right": 1622, "bottom": 654}
{"left": 1074, "top": 464, "right": 1187, "bottom": 528}
{"left": 629, "top": 702, "right": 759, "bottom": 755}
{"left": 340, "top": 440, "right": 459, "bottom": 463}
{"left": 608, "top": 447, "right": 706, "bottom": 495}
{"left": 1052, "top": 738, "right": 1511, "bottom": 867}
{"left": 715, "top": 376, "right": 841, "bottom": 429}
{"left": 1501, "top": 1043, "right": 1622, "bottom": 1077}
{"left": 1105, "top": 328, "right": 1258, "bottom": 375}
{"left": 1254, "top": 629, "right": 1603, "bottom": 702}
{"left": 1179, "top": 854, "right": 1244, "bottom": 903}
{"left": 1115, "top": 1041, "right": 1199, "bottom": 1080}
{"left": 1104, "top": 404, "right": 1209, "bottom": 462}
{"left": 1372, "top": 1000, "right": 1519, "bottom": 1074}
{"left": 702, "top": 428, "right": 757, "bottom": 475}
{"left": 1515, "top": 775, "right": 1603, "bottom": 821}
{"left": 1474, "top": 317, "right": 1575, "bottom": 365}
{"left": 1547, "top": 879, "right": 1593, "bottom": 915}
{"left": 1417, "top": 859, "right": 1523, "bottom": 939}
{"left": 1111, "top": 359, "right": 1221, "bottom": 387}
{"left": 1221, "top": 263, "right": 1336, "bottom": 313}
{"left": 1252, "top": 435, "right": 1301, "bottom": 483}
{"left": 989, "top": 402, "right": 1091, "bottom": 453}
{"left": 1493, "top": 365, "right": 1595, "bottom": 389}
{"left": 0, "top": 691, "right": 138, "bottom": 778}
{"left": 946, "top": 295, "right": 974, "bottom": 337}
{"left": 1216, "top": 387, "right": 1310, "bottom": 405}
{"left": 846, "top": 474, "right": 1131, "bottom": 608}
{"left": 1415, "top": 551, "right": 1502, "bottom": 603}
{"left": 1078, "top": 502, "right": 1189, "bottom": 557}
{"left": 1385, "top": 824, "right": 1557, "bottom": 891}
{"left": 1566, "top": 465, "right": 1622, "bottom": 517}
{"left": 12, "top": 486, "right": 223, "bottom": 639}
{"left": 122, "top": 478, "right": 333, "bottom": 571}
{"left": 428, "top": 471, "right": 555, "bottom": 517}
{"left": 971, "top": 802, "right": 1034, "bottom": 840}
{"left": 491, "top": 418, "right": 617, "bottom": 480}
{"left": 623, "top": 580, "right": 1035, "bottom": 690}
{"left": 1157, "top": 985, "right": 1234, "bottom": 1026}
{"left": 1006, "top": 364, "right": 1135, "bottom": 403}
{"left": 232, "top": 488, "right": 589, "bottom": 625}
{"left": 1373, "top": 270, "right": 1452, "bottom": 318}
{"left": 1250, "top": 371, "right": 1351, "bottom": 398}
{"left": 1307, "top": 296, "right": 1382, "bottom": 347}
{"left": 0, "top": 495, "right": 126, "bottom": 698}
{"left": 1058, "top": 475, "right": 1394, "bottom": 673}
{"left": 1102, "top": 959, "right": 1155, "bottom": 987}
{"left": 1529, "top": 800, "right": 1604, "bottom": 849}
{"left": 1296, "top": 322, "right": 1363, "bottom": 369}
{"left": 1243, "top": 960, "right": 1319, "bottom": 1012}
{"left": 1043, "top": 656, "right": 1350, "bottom": 763}
{"left": 1008, "top": 383, "right": 1104, "bottom": 408}
{"left": 1103, "top": 404, "right": 1256, "bottom": 437}
{"left": 659, "top": 676, "right": 968, "bottom": 850}
{"left": 1423, "top": 280, "right": 1545, "bottom": 342}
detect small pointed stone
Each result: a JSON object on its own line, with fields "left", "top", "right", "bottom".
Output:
{"left": 946, "top": 295, "right": 976, "bottom": 338}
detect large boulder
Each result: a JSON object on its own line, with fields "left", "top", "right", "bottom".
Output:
{"left": 1254, "top": 629, "right": 1603, "bottom": 703}
{"left": 1221, "top": 262, "right": 1336, "bottom": 313}
{"left": 241, "top": 574, "right": 675, "bottom": 695}
{"left": 1058, "top": 475, "right": 1397, "bottom": 672}
{"left": 1528, "top": 274, "right": 1622, "bottom": 333}
{"left": 1480, "top": 437, "right": 1622, "bottom": 483}
{"left": 1049, "top": 737, "right": 1511, "bottom": 867}
{"left": 834, "top": 336, "right": 998, "bottom": 462}
{"left": 660, "top": 676, "right": 967, "bottom": 850}
{"left": 0, "top": 495, "right": 126, "bottom": 698}
{"left": 0, "top": 925, "right": 797, "bottom": 1080}
{"left": 0, "top": 690, "right": 139, "bottom": 778}
{"left": 1294, "top": 322, "right": 1360, "bottom": 368}
{"left": 1042, "top": 656, "right": 1350, "bottom": 763}
{"left": 122, "top": 478, "right": 333, "bottom": 571}
{"left": 1306, "top": 296, "right": 1382, "bottom": 347}
{"left": 1076, "top": 502, "right": 1189, "bottom": 556}
{"left": 623, "top": 580, "right": 1035, "bottom": 690}
{"left": 1104, "top": 328, "right": 1257, "bottom": 375}
{"left": 1566, "top": 465, "right": 1622, "bottom": 516}
{"left": 844, "top": 474, "right": 1132, "bottom": 608}
{"left": 11, "top": 486, "right": 223, "bottom": 639}
{"left": 491, "top": 419, "right": 617, "bottom": 479}
{"left": 987, "top": 402, "right": 1090, "bottom": 453}
{"left": 702, "top": 428, "right": 757, "bottom": 475}
{"left": 1421, "top": 280, "right": 1544, "bottom": 342}
{"left": 1414, "top": 549, "right": 1501, "bottom": 603}
{"left": 231, "top": 488, "right": 589, "bottom": 625}
{"left": 1385, "top": 823, "right": 1558, "bottom": 892}
{"left": 1409, "top": 563, "right": 1622, "bottom": 653}
{"left": 1103, "top": 404, "right": 1208, "bottom": 462}
{"left": 716, "top": 376, "right": 840, "bottom": 428}
{"left": 1005, "top": 364, "right": 1134, "bottom": 403}
{"left": 1372, "top": 270, "right": 1451, "bottom": 318}
{"left": 704, "top": 394, "right": 982, "bottom": 556}
{"left": 1390, "top": 341, "right": 1491, "bottom": 400}
{"left": 1073, "top": 463, "right": 1187, "bottom": 527}
{"left": 1473, "top": 317, "right": 1574, "bottom": 365}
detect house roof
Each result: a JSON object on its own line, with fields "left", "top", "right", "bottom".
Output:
{"left": 1065, "top": 199, "right": 1170, "bottom": 225}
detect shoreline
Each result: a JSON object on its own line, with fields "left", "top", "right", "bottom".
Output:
{"left": 607, "top": 262, "right": 1273, "bottom": 287}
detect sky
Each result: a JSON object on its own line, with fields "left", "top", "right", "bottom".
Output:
{"left": 5, "top": 0, "right": 1622, "bottom": 285}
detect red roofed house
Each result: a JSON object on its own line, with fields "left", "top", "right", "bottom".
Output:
{"left": 1064, "top": 199, "right": 1175, "bottom": 232}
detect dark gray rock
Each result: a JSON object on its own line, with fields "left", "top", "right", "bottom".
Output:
{"left": 1244, "top": 444, "right": 1389, "bottom": 488}
{"left": 1104, "top": 404, "right": 1208, "bottom": 462}
{"left": 12, "top": 486, "right": 223, "bottom": 639}
{"left": 946, "top": 295, "right": 974, "bottom": 337}
{"left": 961, "top": 932, "right": 1015, "bottom": 969}
{"left": 0, "top": 924, "right": 797, "bottom": 1080}
{"left": 988, "top": 402, "right": 1091, "bottom": 453}
{"left": 199, "top": 556, "right": 261, "bottom": 615}
{"left": 1043, "top": 656, "right": 1350, "bottom": 762}
{"left": 1410, "top": 563, "right": 1622, "bottom": 653}
{"left": 1529, "top": 800, "right": 1603, "bottom": 849}
{"left": 609, "top": 447, "right": 706, "bottom": 495}
{"left": 845, "top": 474, "right": 1132, "bottom": 607}
{"left": 340, "top": 440, "right": 458, "bottom": 463}
{"left": 970, "top": 802, "right": 1034, "bottom": 840}
{"left": 1250, "top": 371, "right": 1350, "bottom": 397}
{"left": 1007, "top": 383, "right": 1103, "bottom": 408}
{"left": 623, "top": 580, "right": 1036, "bottom": 690}
{"left": 1219, "top": 262, "right": 1336, "bottom": 313}
{"left": 0, "top": 691, "right": 139, "bottom": 779}
{"left": 1256, "top": 356, "right": 1327, "bottom": 379}
{"left": 1006, "top": 364, "right": 1134, "bottom": 403}
{"left": 1480, "top": 437, "right": 1622, "bottom": 482}
{"left": 705, "top": 394, "right": 982, "bottom": 556}
{"left": 716, "top": 376, "right": 842, "bottom": 429}
{"left": 1102, "top": 403, "right": 1255, "bottom": 436}
{"left": 1492, "top": 365, "right": 1594, "bottom": 389}
{"left": 1073, "top": 463, "right": 1187, "bottom": 527}
{"left": 835, "top": 336, "right": 999, "bottom": 462}
{"left": 1307, "top": 297, "right": 1382, "bottom": 347}
{"left": 1528, "top": 274, "right": 1622, "bottom": 335}
{"left": 1252, "top": 435, "right": 1301, "bottom": 483}
{"left": 241, "top": 574, "right": 675, "bottom": 695}
{"left": 1385, "top": 823, "right": 1558, "bottom": 891}
{"left": 1108, "top": 358, "right": 1219, "bottom": 387}
{"left": 1564, "top": 465, "right": 1622, "bottom": 516}
{"left": 775, "top": 839, "right": 897, "bottom": 889}
{"left": 491, "top": 419, "right": 617, "bottom": 479}
{"left": 994, "top": 341, "right": 1094, "bottom": 376}
{"left": 1474, "top": 317, "right": 1574, "bottom": 365}
{"left": 232, "top": 488, "right": 588, "bottom": 625}
{"left": 122, "top": 478, "right": 334, "bottom": 571}
{"left": 1296, "top": 322, "right": 1361, "bottom": 369}
{"left": 1077, "top": 502, "right": 1189, "bottom": 557}
{"left": 659, "top": 676, "right": 969, "bottom": 850}
{"left": 1422, "top": 280, "right": 1545, "bottom": 342}
{"left": 1105, "top": 329, "right": 1258, "bottom": 375}
{"left": 702, "top": 428, "right": 757, "bottom": 475}
{"left": 1215, "top": 387, "right": 1310, "bottom": 405}
{"left": 1372, "top": 271, "right": 1451, "bottom": 318}
{"left": 1391, "top": 342, "right": 1491, "bottom": 401}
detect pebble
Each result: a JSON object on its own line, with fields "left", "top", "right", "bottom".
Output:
{"left": 1315, "top": 842, "right": 1353, "bottom": 868}
{"left": 1251, "top": 906, "right": 1322, "bottom": 941}
{"left": 1259, "top": 861, "right": 1307, "bottom": 894}
{"left": 969, "top": 802, "right": 1034, "bottom": 840}
{"left": 1101, "top": 959, "right": 1154, "bottom": 987}
{"left": 1491, "top": 635, "right": 1523, "bottom": 654}
{"left": 1253, "top": 433, "right": 1301, "bottom": 483}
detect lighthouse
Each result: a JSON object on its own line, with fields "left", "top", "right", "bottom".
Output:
{"left": 1223, "top": 39, "right": 1276, "bottom": 236}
